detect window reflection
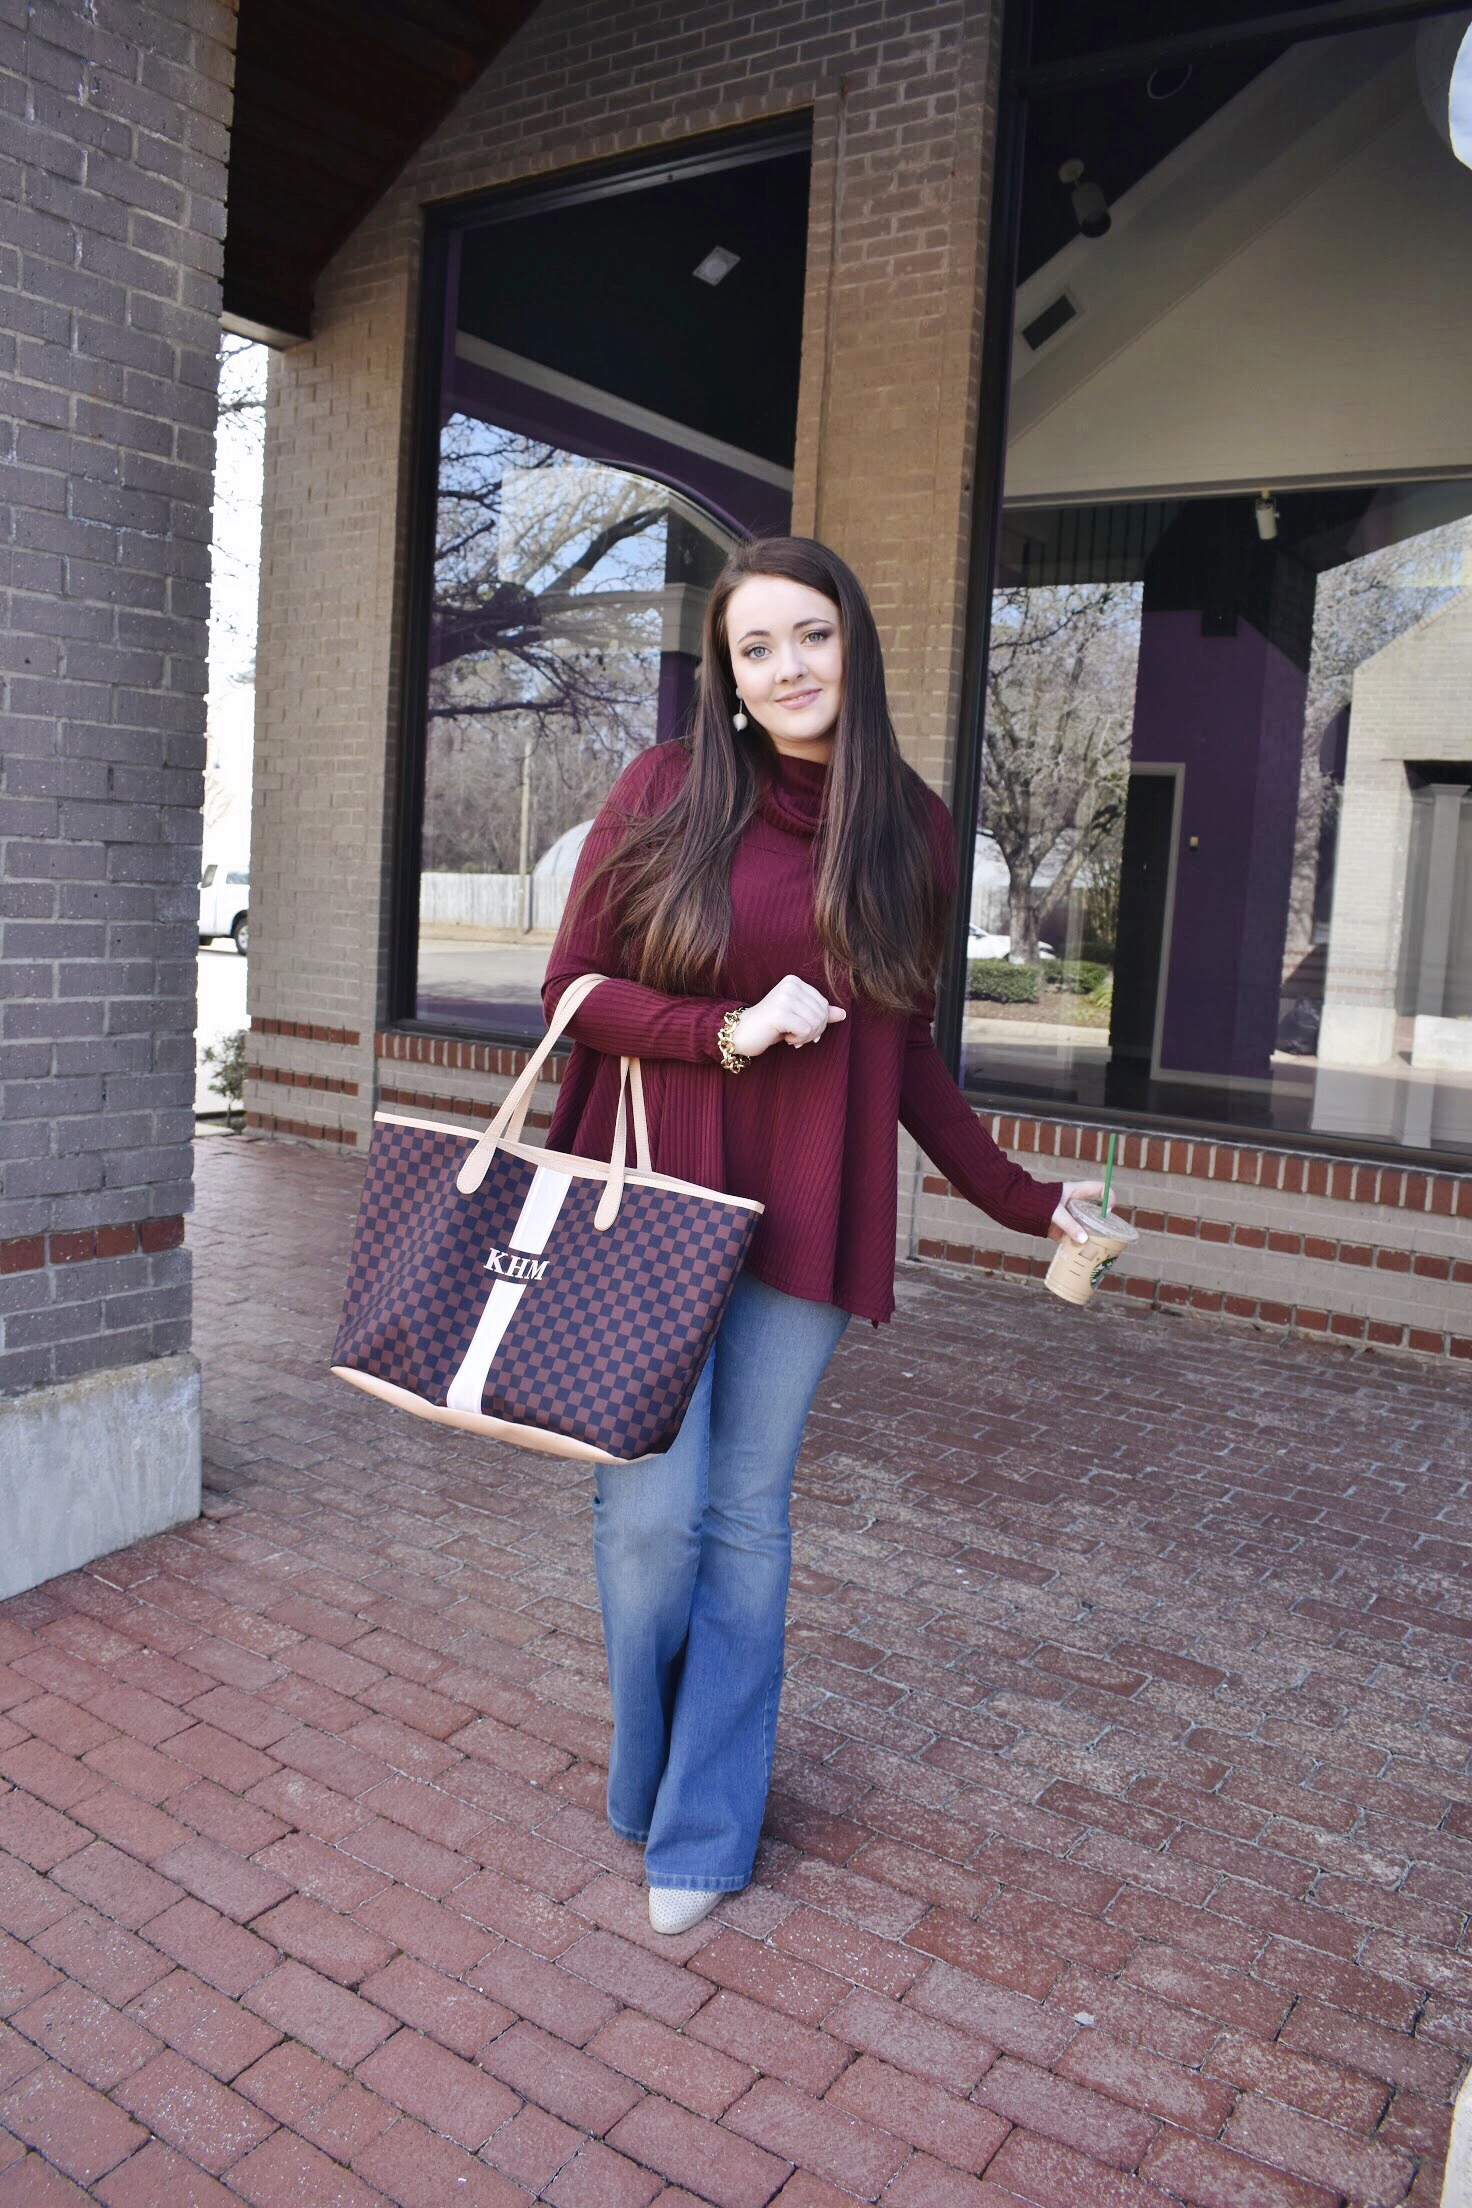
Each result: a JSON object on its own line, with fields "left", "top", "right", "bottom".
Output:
{"left": 966, "top": 20, "right": 1472, "bottom": 1160}
{"left": 407, "top": 134, "right": 807, "bottom": 1036}
{"left": 966, "top": 492, "right": 1472, "bottom": 1158}
{"left": 416, "top": 422, "right": 736, "bottom": 1031}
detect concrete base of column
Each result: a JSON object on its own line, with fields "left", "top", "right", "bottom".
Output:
{"left": 0, "top": 1354, "right": 202, "bottom": 1600}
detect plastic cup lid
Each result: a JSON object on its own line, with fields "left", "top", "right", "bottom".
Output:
{"left": 1067, "top": 1197, "right": 1137, "bottom": 1240}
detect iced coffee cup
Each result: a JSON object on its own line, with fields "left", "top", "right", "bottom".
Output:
{"left": 1044, "top": 1197, "right": 1138, "bottom": 1307}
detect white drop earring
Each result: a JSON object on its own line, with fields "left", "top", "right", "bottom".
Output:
{"left": 733, "top": 694, "right": 748, "bottom": 731}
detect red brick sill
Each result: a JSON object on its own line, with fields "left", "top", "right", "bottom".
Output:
{"left": 377, "top": 1083, "right": 552, "bottom": 1133}
{"left": 971, "top": 1116, "right": 1469, "bottom": 1217}
{"left": 0, "top": 1218, "right": 185, "bottom": 1277}
{"left": 246, "top": 1063, "right": 358, "bottom": 1097}
{"left": 253, "top": 1016, "right": 360, "bottom": 1046}
{"left": 243, "top": 1111, "right": 357, "bottom": 1145}
{"left": 376, "top": 1030, "right": 563, "bottom": 1083}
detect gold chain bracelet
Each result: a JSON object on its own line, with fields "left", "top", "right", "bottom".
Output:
{"left": 716, "top": 1006, "right": 749, "bottom": 1074}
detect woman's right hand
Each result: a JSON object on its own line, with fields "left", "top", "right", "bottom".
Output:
{"left": 728, "top": 976, "right": 846, "bottom": 1059}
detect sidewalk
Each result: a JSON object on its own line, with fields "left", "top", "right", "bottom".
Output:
{"left": 1, "top": 1132, "right": 1468, "bottom": 2207}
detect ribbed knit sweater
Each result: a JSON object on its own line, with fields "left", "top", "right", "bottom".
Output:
{"left": 542, "top": 742, "right": 1062, "bottom": 1324}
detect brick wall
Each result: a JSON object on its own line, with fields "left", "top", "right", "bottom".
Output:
{"left": 0, "top": 0, "right": 236, "bottom": 1394}
{"left": 247, "top": 0, "right": 1004, "bottom": 1142}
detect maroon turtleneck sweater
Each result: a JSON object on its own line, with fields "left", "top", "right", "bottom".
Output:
{"left": 542, "top": 742, "right": 1062, "bottom": 1325}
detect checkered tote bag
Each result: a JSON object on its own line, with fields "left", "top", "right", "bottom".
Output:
{"left": 331, "top": 974, "right": 762, "bottom": 1463}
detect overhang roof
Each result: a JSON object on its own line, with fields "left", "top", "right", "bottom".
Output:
{"left": 223, "top": 0, "right": 537, "bottom": 343}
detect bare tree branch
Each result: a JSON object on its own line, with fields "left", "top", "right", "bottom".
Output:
{"left": 980, "top": 582, "right": 1137, "bottom": 960}
{"left": 419, "top": 415, "right": 728, "bottom": 875}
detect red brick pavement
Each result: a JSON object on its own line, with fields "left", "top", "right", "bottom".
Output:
{"left": 1, "top": 1131, "right": 1468, "bottom": 2206}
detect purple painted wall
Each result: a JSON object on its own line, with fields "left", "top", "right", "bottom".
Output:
{"left": 657, "top": 651, "right": 699, "bottom": 745}
{"left": 1130, "top": 611, "right": 1306, "bottom": 1083}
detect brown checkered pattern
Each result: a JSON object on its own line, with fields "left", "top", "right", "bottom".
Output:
{"left": 332, "top": 1118, "right": 758, "bottom": 1458}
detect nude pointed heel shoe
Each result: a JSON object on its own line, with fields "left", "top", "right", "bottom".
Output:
{"left": 648, "top": 1887, "right": 721, "bottom": 1936}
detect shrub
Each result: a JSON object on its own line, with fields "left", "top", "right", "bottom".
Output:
{"left": 967, "top": 960, "right": 1040, "bottom": 1004}
{"left": 1043, "top": 960, "right": 1111, "bottom": 996}
{"left": 1087, "top": 972, "right": 1114, "bottom": 1014}
{"left": 203, "top": 1028, "right": 247, "bottom": 1124}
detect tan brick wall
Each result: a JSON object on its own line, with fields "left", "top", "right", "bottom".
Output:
{"left": 247, "top": 0, "right": 1005, "bottom": 1142}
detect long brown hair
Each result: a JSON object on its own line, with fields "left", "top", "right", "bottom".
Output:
{"left": 584, "top": 535, "right": 944, "bottom": 1014}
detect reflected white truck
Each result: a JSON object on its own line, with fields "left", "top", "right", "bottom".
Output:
{"left": 199, "top": 861, "right": 249, "bottom": 954}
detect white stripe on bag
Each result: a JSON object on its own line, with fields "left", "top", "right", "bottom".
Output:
{"left": 445, "top": 1165, "right": 572, "bottom": 1414}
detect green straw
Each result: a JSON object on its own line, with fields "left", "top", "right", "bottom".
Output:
{"left": 1100, "top": 1131, "right": 1117, "bottom": 1220}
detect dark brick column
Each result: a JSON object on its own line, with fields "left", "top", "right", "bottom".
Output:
{"left": 0, "top": 0, "right": 236, "bottom": 1591}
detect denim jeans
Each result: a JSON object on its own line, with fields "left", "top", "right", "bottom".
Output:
{"left": 593, "top": 1272, "right": 849, "bottom": 1892}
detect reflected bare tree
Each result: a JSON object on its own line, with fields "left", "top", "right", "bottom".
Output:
{"left": 983, "top": 584, "right": 1139, "bottom": 962}
{"left": 423, "top": 418, "right": 680, "bottom": 875}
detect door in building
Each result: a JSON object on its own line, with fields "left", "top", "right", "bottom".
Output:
{"left": 1110, "top": 769, "right": 1177, "bottom": 1067}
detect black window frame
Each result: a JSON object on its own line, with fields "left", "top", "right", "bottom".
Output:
{"left": 388, "top": 112, "right": 813, "bottom": 1042}
{"left": 938, "top": 0, "right": 1472, "bottom": 1170}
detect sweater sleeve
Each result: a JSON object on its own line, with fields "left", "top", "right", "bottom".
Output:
{"left": 897, "top": 781, "right": 1062, "bottom": 1239}
{"left": 540, "top": 746, "right": 743, "bottom": 1063}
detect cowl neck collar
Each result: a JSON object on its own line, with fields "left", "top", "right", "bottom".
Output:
{"left": 757, "top": 748, "right": 830, "bottom": 839}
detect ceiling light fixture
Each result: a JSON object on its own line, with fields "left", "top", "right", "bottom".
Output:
{"left": 1059, "top": 158, "right": 1110, "bottom": 239}
{"left": 693, "top": 246, "right": 741, "bottom": 286}
{"left": 1146, "top": 61, "right": 1193, "bottom": 101}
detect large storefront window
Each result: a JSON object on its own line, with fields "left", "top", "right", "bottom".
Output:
{"left": 963, "top": 14, "right": 1472, "bottom": 1162}
{"left": 405, "top": 128, "right": 809, "bottom": 1036}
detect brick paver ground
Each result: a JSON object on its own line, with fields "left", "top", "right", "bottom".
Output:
{"left": 1, "top": 1133, "right": 1469, "bottom": 2207}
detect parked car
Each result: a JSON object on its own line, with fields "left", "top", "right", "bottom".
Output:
{"left": 966, "top": 926, "right": 1056, "bottom": 962}
{"left": 199, "top": 862, "right": 249, "bottom": 954}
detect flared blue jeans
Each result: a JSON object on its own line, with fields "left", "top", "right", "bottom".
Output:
{"left": 593, "top": 1272, "right": 848, "bottom": 1892}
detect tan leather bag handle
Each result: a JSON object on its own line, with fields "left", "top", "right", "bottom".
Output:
{"left": 455, "top": 974, "right": 651, "bottom": 1213}
{"left": 594, "top": 1056, "right": 650, "bottom": 1230}
{"left": 458, "top": 970, "right": 602, "bottom": 1178}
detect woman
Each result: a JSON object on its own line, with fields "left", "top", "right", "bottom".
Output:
{"left": 541, "top": 537, "right": 1101, "bottom": 1934}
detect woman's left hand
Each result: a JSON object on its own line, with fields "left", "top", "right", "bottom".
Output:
{"left": 1048, "top": 1179, "right": 1105, "bottom": 1243}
